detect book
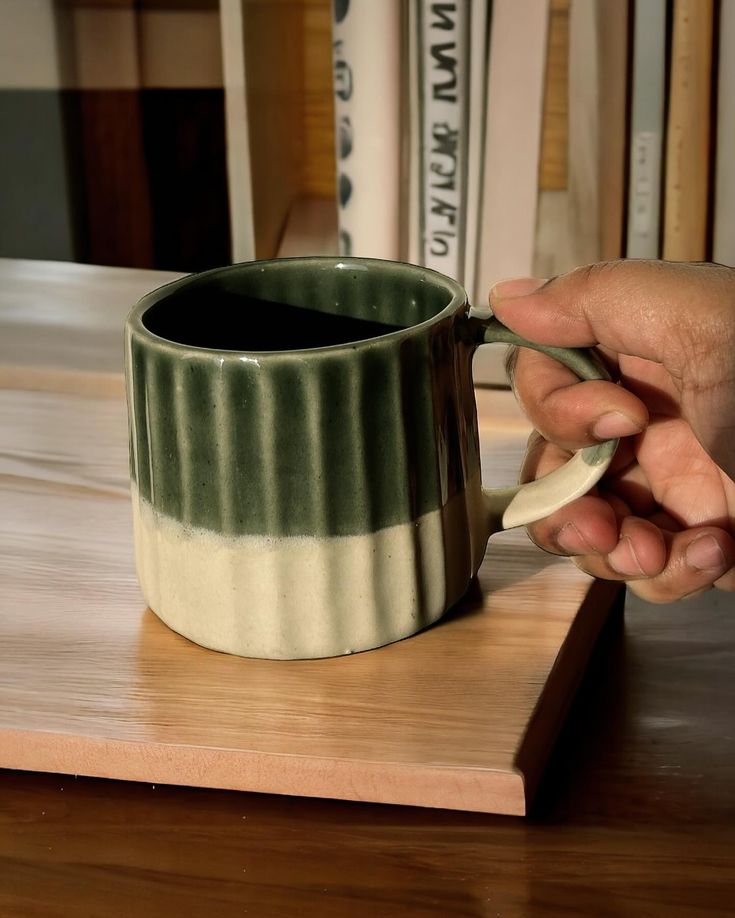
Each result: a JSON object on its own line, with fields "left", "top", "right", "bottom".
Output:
{"left": 418, "top": 0, "right": 470, "bottom": 280}
{"left": 473, "top": 0, "right": 548, "bottom": 387}
{"left": 663, "top": 0, "right": 714, "bottom": 262}
{"left": 219, "top": 0, "right": 255, "bottom": 262}
{"left": 332, "top": 0, "right": 402, "bottom": 259}
{"left": 463, "top": 0, "right": 491, "bottom": 300}
{"left": 276, "top": 195, "right": 338, "bottom": 259}
{"left": 626, "top": 0, "right": 667, "bottom": 260}
{"left": 475, "top": 0, "right": 549, "bottom": 299}
{"left": 535, "top": 0, "right": 629, "bottom": 275}
{"left": 221, "top": 0, "right": 306, "bottom": 263}
{"left": 532, "top": 0, "right": 573, "bottom": 280}
{"left": 713, "top": 0, "right": 735, "bottom": 267}
{"left": 406, "top": 0, "right": 421, "bottom": 265}
{"left": 597, "top": 0, "right": 630, "bottom": 261}
{"left": 565, "top": 0, "right": 601, "bottom": 268}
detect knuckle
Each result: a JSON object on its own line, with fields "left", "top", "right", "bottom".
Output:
{"left": 568, "top": 260, "right": 628, "bottom": 289}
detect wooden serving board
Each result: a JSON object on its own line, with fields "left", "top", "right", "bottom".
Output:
{"left": 0, "top": 259, "right": 622, "bottom": 816}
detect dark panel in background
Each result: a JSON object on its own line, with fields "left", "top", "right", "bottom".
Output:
{"left": 1, "top": 88, "right": 231, "bottom": 272}
{"left": 68, "top": 89, "right": 154, "bottom": 268}
{"left": 0, "top": 91, "right": 76, "bottom": 261}
{"left": 141, "top": 89, "right": 231, "bottom": 272}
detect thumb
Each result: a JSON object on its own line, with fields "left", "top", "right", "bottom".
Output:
{"left": 489, "top": 259, "right": 735, "bottom": 477}
{"left": 489, "top": 260, "right": 734, "bottom": 374}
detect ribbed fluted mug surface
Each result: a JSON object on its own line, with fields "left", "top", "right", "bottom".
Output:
{"left": 125, "top": 258, "right": 617, "bottom": 659}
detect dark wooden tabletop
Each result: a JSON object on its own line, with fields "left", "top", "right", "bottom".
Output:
{"left": 1, "top": 588, "right": 733, "bottom": 918}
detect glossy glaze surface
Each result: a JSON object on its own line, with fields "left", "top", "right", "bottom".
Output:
{"left": 124, "top": 257, "right": 616, "bottom": 658}
{"left": 125, "top": 258, "right": 479, "bottom": 538}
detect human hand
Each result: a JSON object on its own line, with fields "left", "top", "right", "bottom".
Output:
{"left": 490, "top": 260, "right": 735, "bottom": 601}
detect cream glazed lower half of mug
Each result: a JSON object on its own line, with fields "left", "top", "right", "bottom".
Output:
{"left": 131, "top": 475, "right": 489, "bottom": 660}
{"left": 126, "top": 258, "right": 617, "bottom": 660}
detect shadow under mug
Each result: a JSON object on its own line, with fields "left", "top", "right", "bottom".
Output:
{"left": 125, "top": 257, "right": 617, "bottom": 660}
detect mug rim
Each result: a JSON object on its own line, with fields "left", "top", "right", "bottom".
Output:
{"left": 125, "top": 256, "right": 469, "bottom": 360}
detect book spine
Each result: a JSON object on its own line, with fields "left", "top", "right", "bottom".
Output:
{"left": 220, "top": 3, "right": 255, "bottom": 261}
{"left": 406, "top": 0, "right": 422, "bottom": 265}
{"left": 332, "top": 0, "right": 401, "bottom": 259}
{"left": 626, "top": 0, "right": 667, "bottom": 259}
{"left": 566, "top": 0, "right": 601, "bottom": 267}
{"left": 714, "top": 0, "right": 735, "bottom": 267}
{"left": 598, "top": 0, "right": 630, "bottom": 261}
{"left": 463, "top": 0, "right": 491, "bottom": 300}
{"left": 663, "top": 0, "right": 714, "bottom": 262}
{"left": 472, "top": 0, "right": 547, "bottom": 388}
{"left": 475, "top": 0, "right": 548, "bottom": 297}
{"left": 418, "top": 0, "right": 470, "bottom": 280}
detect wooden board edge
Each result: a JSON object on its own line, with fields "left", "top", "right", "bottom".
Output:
{"left": 0, "top": 365, "right": 125, "bottom": 399}
{"left": 513, "top": 578, "right": 625, "bottom": 812}
{"left": 0, "top": 729, "right": 527, "bottom": 817}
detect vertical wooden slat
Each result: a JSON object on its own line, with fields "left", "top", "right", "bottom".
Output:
{"left": 663, "top": 0, "right": 714, "bottom": 261}
{"left": 566, "top": 0, "right": 601, "bottom": 267}
{"left": 76, "top": 90, "right": 155, "bottom": 268}
{"left": 598, "top": 0, "right": 630, "bottom": 261}
{"left": 303, "top": 0, "right": 335, "bottom": 198}
{"left": 219, "top": 0, "right": 257, "bottom": 262}
{"left": 538, "top": 0, "right": 569, "bottom": 192}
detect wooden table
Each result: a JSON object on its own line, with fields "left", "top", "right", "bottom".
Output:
{"left": 1, "top": 260, "right": 734, "bottom": 916}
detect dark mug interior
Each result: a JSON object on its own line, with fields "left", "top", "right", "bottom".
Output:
{"left": 141, "top": 258, "right": 459, "bottom": 352}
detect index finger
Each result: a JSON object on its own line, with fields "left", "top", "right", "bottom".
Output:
{"left": 510, "top": 345, "right": 648, "bottom": 450}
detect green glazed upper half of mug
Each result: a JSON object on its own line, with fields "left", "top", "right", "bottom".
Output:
{"left": 125, "top": 256, "right": 482, "bottom": 538}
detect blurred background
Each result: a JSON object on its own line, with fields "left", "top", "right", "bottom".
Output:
{"left": 0, "top": 0, "right": 332, "bottom": 272}
{"left": 0, "top": 0, "right": 732, "bottom": 288}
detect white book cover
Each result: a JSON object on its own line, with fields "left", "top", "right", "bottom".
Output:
{"left": 332, "top": 0, "right": 402, "bottom": 259}
{"left": 714, "top": 0, "right": 735, "bottom": 267}
{"left": 418, "top": 0, "right": 470, "bottom": 281}
{"left": 626, "top": 0, "right": 667, "bottom": 259}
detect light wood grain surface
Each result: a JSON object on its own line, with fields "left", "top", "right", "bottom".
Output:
{"left": 0, "top": 259, "right": 619, "bottom": 816}
{"left": 0, "top": 258, "right": 182, "bottom": 396}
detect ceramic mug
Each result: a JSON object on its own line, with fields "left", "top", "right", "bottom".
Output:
{"left": 125, "top": 257, "right": 616, "bottom": 660}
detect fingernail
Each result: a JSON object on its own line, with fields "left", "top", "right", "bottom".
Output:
{"left": 557, "top": 522, "right": 594, "bottom": 555}
{"left": 608, "top": 536, "right": 646, "bottom": 577}
{"left": 592, "top": 411, "right": 644, "bottom": 441}
{"left": 490, "top": 277, "right": 546, "bottom": 301}
{"left": 685, "top": 534, "right": 726, "bottom": 572}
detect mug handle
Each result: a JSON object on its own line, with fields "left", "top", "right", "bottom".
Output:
{"left": 463, "top": 315, "right": 618, "bottom": 532}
